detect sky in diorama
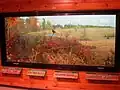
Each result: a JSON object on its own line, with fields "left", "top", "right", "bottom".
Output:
{"left": 5, "top": 15, "right": 116, "bottom": 67}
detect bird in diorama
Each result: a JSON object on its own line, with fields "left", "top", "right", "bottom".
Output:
{"left": 51, "top": 29, "right": 56, "bottom": 39}
{"left": 52, "top": 29, "right": 56, "bottom": 34}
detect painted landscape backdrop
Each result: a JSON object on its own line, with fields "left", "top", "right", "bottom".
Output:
{"left": 5, "top": 15, "right": 116, "bottom": 66}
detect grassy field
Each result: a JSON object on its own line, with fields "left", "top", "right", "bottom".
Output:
{"left": 7, "top": 27, "right": 115, "bottom": 66}
{"left": 27, "top": 27, "right": 115, "bottom": 40}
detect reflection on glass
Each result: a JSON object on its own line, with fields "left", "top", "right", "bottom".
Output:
{"left": 5, "top": 15, "right": 116, "bottom": 67}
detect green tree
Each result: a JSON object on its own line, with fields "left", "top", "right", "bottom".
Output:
{"left": 42, "top": 18, "right": 46, "bottom": 30}
{"left": 46, "top": 20, "right": 52, "bottom": 29}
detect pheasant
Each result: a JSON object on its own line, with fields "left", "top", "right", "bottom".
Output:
{"left": 52, "top": 29, "right": 56, "bottom": 34}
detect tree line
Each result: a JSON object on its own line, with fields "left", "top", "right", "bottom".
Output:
{"left": 6, "top": 17, "right": 114, "bottom": 35}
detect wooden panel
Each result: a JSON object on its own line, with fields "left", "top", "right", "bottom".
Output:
{"left": 27, "top": 69, "right": 46, "bottom": 77}
{"left": 0, "top": 1, "right": 120, "bottom": 12}
{"left": 84, "top": 0, "right": 116, "bottom": 3}
{"left": 0, "top": 0, "right": 120, "bottom": 90}
{"left": 86, "top": 72, "right": 119, "bottom": 81}
{"left": 2, "top": 67, "right": 22, "bottom": 75}
{"left": 54, "top": 71, "right": 79, "bottom": 79}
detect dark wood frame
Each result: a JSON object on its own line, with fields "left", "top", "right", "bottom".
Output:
{"left": 0, "top": 10, "right": 120, "bottom": 72}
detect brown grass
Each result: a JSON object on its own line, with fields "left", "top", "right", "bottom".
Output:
{"left": 6, "top": 28, "right": 115, "bottom": 66}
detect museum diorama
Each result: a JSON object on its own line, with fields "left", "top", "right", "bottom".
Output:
{"left": 0, "top": 0, "right": 120, "bottom": 90}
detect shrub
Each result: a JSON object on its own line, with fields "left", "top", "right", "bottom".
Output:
{"left": 104, "top": 32, "right": 115, "bottom": 39}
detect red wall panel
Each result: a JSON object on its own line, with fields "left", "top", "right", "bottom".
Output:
{"left": 0, "top": 0, "right": 120, "bottom": 12}
{"left": 0, "top": 0, "right": 120, "bottom": 90}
